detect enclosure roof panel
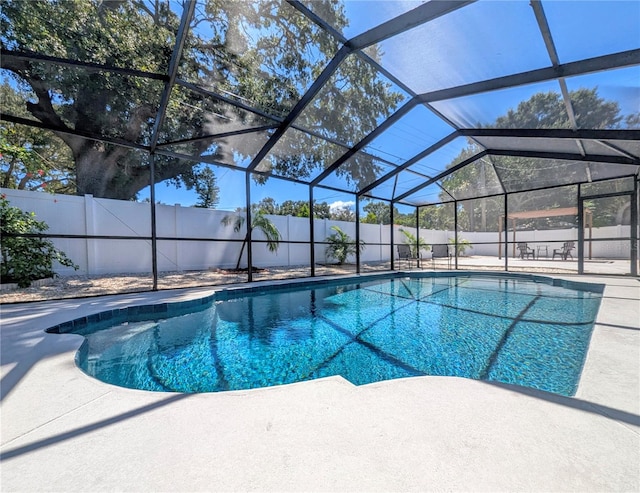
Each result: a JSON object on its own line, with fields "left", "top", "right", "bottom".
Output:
{"left": 0, "top": 0, "right": 638, "bottom": 205}
{"left": 543, "top": 1, "right": 640, "bottom": 63}
{"left": 373, "top": 1, "right": 551, "bottom": 94}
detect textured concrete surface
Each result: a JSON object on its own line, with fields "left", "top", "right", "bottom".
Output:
{"left": 1, "top": 274, "right": 638, "bottom": 492}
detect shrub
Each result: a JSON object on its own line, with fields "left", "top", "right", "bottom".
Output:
{"left": 448, "top": 235, "right": 472, "bottom": 256}
{"left": 399, "top": 228, "right": 429, "bottom": 257}
{"left": 221, "top": 211, "right": 281, "bottom": 270}
{"left": 0, "top": 194, "right": 78, "bottom": 287}
{"left": 325, "top": 225, "right": 365, "bottom": 265}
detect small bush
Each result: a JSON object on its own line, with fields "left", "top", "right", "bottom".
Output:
{"left": 0, "top": 194, "right": 78, "bottom": 287}
{"left": 325, "top": 225, "right": 365, "bottom": 265}
{"left": 448, "top": 235, "right": 472, "bottom": 256}
{"left": 399, "top": 228, "right": 430, "bottom": 257}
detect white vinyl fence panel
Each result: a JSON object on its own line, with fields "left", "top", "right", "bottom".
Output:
{"left": 1, "top": 188, "right": 632, "bottom": 277}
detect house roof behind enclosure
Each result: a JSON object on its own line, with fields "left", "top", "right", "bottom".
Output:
{"left": 1, "top": 0, "right": 638, "bottom": 205}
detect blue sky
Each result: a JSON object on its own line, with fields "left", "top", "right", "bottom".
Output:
{"left": 139, "top": 170, "right": 364, "bottom": 212}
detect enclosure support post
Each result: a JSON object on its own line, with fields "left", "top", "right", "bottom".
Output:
{"left": 245, "top": 173, "right": 253, "bottom": 282}
{"left": 149, "top": 153, "right": 158, "bottom": 291}
{"left": 504, "top": 194, "right": 509, "bottom": 271}
{"left": 631, "top": 179, "right": 638, "bottom": 276}
{"left": 309, "top": 186, "right": 315, "bottom": 277}
{"left": 454, "top": 201, "right": 458, "bottom": 269}
{"left": 512, "top": 218, "right": 517, "bottom": 258}
{"left": 578, "top": 184, "right": 584, "bottom": 275}
{"left": 390, "top": 201, "right": 395, "bottom": 270}
{"left": 498, "top": 215, "right": 502, "bottom": 259}
{"left": 415, "top": 205, "right": 420, "bottom": 268}
{"left": 355, "top": 195, "right": 361, "bottom": 274}
{"left": 586, "top": 210, "right": 593, "bottom": 260}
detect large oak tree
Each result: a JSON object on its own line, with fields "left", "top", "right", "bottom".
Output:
{"left": 1, "top": 0, "right": 403, "bottom": 199}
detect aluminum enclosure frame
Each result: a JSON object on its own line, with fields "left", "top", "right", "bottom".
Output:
{"left": 1, "top": 0, "right": 638, "bottom": 285}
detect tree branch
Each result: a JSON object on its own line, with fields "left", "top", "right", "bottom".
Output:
{"left": 131, "top": 0, "right": 156, "bottom": 20}
{"left": 0, "top": 53, "right": 90, "bottom": 154}
{"left": 122, "top": 104, "right": 156, "bottom": 143}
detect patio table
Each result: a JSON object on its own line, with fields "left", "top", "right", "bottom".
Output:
{"left": 536, "top": 245, "right": 549, "bottom": 259}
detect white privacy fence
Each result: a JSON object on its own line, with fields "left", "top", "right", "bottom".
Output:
{"left": 1, "top": 188, "right": 632, "bottom": 276}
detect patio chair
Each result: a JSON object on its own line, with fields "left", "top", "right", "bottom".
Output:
{"left": 517, "top": 242, "right": 535, "bottom": 260}
{"left": 431, "top": 244, "right": 451, "bottom": 269}
{"left": 552, "top": 241, "right": 575, "bottom": 260}
{"left": 397, "top": 243, "right": 420, "bottom": 269}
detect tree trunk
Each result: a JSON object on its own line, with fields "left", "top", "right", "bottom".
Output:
{"left": 73, "top": 145, "right": 146, "bottom": 199}
{"left": 465, "top": 201, "right": 475, "bottom": 232}
{"left": 3, "top": 157, "right": 17, "bottom": 188}
{"left": 235, "top": 232, "right": 249, "bottom": 270}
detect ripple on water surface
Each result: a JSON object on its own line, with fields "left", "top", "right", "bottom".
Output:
{"left": 68, "top": 275, "right": 603, "bottom": 396}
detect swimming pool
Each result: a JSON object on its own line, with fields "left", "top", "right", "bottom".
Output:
{"left": 51, "top": 273, "right": 604, "bottom": 396}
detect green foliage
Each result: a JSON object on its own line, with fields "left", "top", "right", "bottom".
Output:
{"left": 221, "top": 211, "right": 281, "bottom": 270}
{"left": 399, "top": 229, "right": 429, "bottom": 257}
{"left": 252, "top": 197, "right": 331, "bottom": 219}
{"left": 583, "top": 193, "right": 632, "bottom": 228}
{"left": 496, "top": 89, "right": 622, "bottom": 129}
{"left": 194, "top": 167, "right": 220, "bottom": 209}
{"left": 0, "top": 194, "right": 78, "bottom": 287}
{"left": 325, "top": 225, "right": 364, "bottom": 265}
{"left": 276, "top": 199, "right": 310, "bottom": 218}
{"left": 448, "top": 235, "right": 472, "bottom": 256}
{"left": 362, "top": 201, "right": 391, "bottom": 224}
{"left": 393, "top": 212, "right": 417, "bottom": 227}
{"left": 359, "top": 200, "right": 418, "bottom": 226}
{"left": 438, "top": 88, "right": 639, "bottom": 230}
{"left": 313, "top": 202, "right": 332, "bottom": 219}
{"left": 330, "top": 205, "right": 356, "bottom": 222}
{"left": 253, "top": 197, "right": 278, "bottom": 215}
{"left": 0, "top": 84, "right": 75, "bottom": 194}
{"left": 1, "top": 0, "right": 179, "bottom": 199}
{"left": 419, "top": 204, "right": 455, "bottom": 230}
{"left": 250, "top": 212, "right": 282, "bottom": 254}
{"left": 1, "top": 0, "right": 403, "bottom": 199}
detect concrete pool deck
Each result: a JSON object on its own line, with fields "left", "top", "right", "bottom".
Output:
{"left": 1, "top": 273, "right": 638, "bottom": 492}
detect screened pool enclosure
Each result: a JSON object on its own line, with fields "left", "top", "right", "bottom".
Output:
{"left": 1, "top": 0, "right": 638, "bottom": 297}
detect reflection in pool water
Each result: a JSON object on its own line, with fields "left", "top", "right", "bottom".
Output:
{"left": 67, "top": 275, "right": 603, "bottom": 396}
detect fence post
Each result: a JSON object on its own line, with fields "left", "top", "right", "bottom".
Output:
{"left": 379, "top": 222, "right": 383, "bottom": 262}
{"left": 324, "top": 218, "right": 328, "bottom": 264}
{"left": 174, "top": 204, "right": 180, "bottom": 271}
{"left": 287, "top": 215, "right": 291, "bottom": 267}
{"left": 84, "top": 194, "right": 96, "bottom": 275}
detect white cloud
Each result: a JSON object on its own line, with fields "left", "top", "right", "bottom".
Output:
{"left": 329, "top": 200, "right": 355, "bottom": 212}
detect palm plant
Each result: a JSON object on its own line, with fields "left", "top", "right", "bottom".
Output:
{"left": 325, "top": 225, "right": 365, "bottom": 265}
{"left": 448, "top": 235, "right": 472, "bottom": 256}
{"left": 221, "top": 211, "right": 281, "bottom": 270}
{"left": 399, "top": 228, "right": 429, "bottom": 257}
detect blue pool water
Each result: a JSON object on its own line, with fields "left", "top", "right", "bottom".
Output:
{"left": 59, "top": 274, "right": 603, "bottom": 396}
